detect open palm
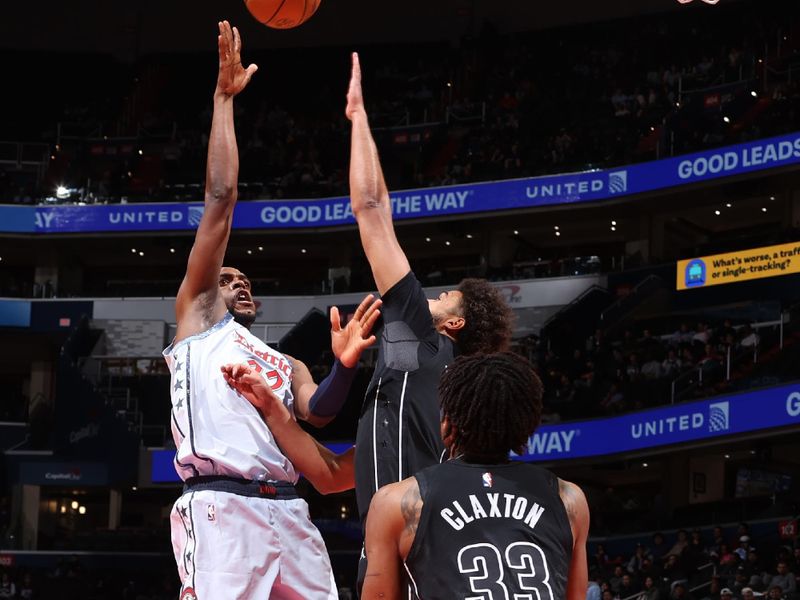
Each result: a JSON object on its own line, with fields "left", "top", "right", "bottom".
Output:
{"left": 331, "top": 293, "right": 382, "bottom": 368}
{"left": 216, "top": 20, "right": 258, "bottom": 98}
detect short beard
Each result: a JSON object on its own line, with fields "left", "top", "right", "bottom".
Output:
{"left": 431, "top": 311, "right": 446, "bottom": 328}
{"left": 230, "top": 308, "right": 256, "bottom": 329}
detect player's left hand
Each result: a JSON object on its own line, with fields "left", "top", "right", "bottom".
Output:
{"left": 221, "top": 362, "right": 281, "bottom": 416}
{"left": 345, "top": 52, "right": 365, "bottom": 120}
{"left": 330, "top": 293, "right": 382, "bottom": 368}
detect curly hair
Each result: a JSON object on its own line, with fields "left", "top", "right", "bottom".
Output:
{"left": 439, "top": 352, "right": 543, "bottom": 459}
{"left": 455, "top": 278, "right": 514, "bottom": 355}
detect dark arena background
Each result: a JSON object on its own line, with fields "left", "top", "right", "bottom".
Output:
{"left": 2, "top": 0, "right": 800, "bottom": 598}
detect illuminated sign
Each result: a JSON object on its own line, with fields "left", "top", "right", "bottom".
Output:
{"left": 677, "top": 241, "right": 800, "bottom": 291}
{"left": 3, "top": 131, "right": 800, "bottom": 234}
{"left": 150, "top": 384, "right": 800, "bottom": 481}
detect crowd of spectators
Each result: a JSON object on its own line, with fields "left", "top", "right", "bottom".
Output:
{"left": 588, "top": 524, "right": 800, "bottom": 600}
{"left": 1, "top": 0, "right": 798, "bottom": 205}
{"left": 526, "top": 318, "right": 771, "bottom": 421}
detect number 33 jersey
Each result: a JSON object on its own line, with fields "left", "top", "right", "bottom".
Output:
{"left": 406, "top": 459, "right": 573, "bottom": 600}
{"left": 163, "top": 313, "right": 297, "bottom": 483}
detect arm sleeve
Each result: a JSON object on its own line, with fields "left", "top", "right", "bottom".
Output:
{"left": 307, "top": 359, "right": 359, "bottom": 418}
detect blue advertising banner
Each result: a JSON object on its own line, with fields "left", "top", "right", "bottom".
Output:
{"left": 149, "top": 384, "right": 800, "bottom": 482}
{"left": 3, "top": 131, "right": 800, "bottom": 234}
{"left": 0, "top": 300, "right": 31, "bottom": 327}
{"left": 0, "top": 205, "right": 36, "bottom": 233}
{"left": 515, "top": 383, "right": 800, "bottom": 462}
{"left": 151, "top": 449, "right": 178, "bottom": 483}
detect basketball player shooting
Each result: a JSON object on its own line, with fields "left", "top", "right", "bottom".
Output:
{"left": 362, "top": 353, "right": 590, "bottom": 600}
{"left": 163, "top": 22, "right": 379, "bottom": 599}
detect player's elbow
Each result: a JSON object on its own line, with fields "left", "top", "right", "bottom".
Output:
{"left": 205, "top": 184, "right": 236, "bottom": 205}
{"left": 312, "top": 476, "right": 341, "bottom": 496}
{"left": 303, "top": 413, "right": 335, "bottom": 429}
{"left": 352, "top": 197, "right": 384, "bottom": 219}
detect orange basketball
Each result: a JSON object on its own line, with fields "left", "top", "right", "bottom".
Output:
{"left": 244, "top": 0, "right": 321, "bottom": 29}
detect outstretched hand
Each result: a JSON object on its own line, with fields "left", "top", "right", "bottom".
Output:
{"left": 345, "top": 52, "right": 365, "bottom": 120}
{"left": 216, "top": 20, "right": 258, "bottom": 98}
{"left": 221, "top": 362, "right": 283, "bottom": 417}
{"left": 331, "top": 293, "right": 382, "bottom": 368}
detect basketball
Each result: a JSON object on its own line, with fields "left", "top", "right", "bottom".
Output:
{"left": 244, "top": 0, "right": 321, "bottom": 29}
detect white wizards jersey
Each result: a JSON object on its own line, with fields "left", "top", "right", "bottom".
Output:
{"left": 163, "top": 312, "right": 298, "bottom": 483}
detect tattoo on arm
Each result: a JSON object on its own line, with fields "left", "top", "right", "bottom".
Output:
{"left": 559, "top": 479, "right": 579, "bottom": 522}
{"left": 400, "top": 485, "right": 423, "bottom": 536}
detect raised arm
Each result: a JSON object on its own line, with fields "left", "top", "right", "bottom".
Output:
{"left": 174, "top": 21, "right": 258, "bottom": 342}
{"left": 290, "top": 294, "right": 382, "bottom": 427}
{"left": 559, "top": 479, "right": 591, "bottom": 600}
{"left": 221, "top": 362, "right": 355, "bottom": 494}
{"left": 345, "top": 53, "right": 411, "bottom": 295}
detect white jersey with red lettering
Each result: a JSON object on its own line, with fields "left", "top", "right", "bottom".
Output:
{"left": 164, "top": 312, "right": 338, "bottom": 599}
{"left": 163, "top": 312, "right": 297, "bottom": 483}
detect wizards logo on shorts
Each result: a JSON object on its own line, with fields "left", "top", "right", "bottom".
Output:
{"left": 482, "top": 472, "right": 493, "bottom": 488}
{"left": 685, "top": 259, "right": 707, "bottom": 288}
{"left": 181, "top": 587, "right": 198, "bottom": 600}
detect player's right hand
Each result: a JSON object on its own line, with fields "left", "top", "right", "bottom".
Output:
{"left": 215, "top": 21, "right": 258, "bottom": 98}
{"left": 221, "top": 362, "right": 280, "bottom": 416}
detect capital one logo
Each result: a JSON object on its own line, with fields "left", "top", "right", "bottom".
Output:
{"left": 608, "top": 170, "right": 628, "bottom": 194}
{"left": 708, "top": 401, "right": 730, "bottom": 432}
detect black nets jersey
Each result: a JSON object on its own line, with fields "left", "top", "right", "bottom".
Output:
{"left": 405, "top": 459, "right": 574, "bottom": 600}
{"left": 354, "top": 271, "right": 455, "bottom": 526}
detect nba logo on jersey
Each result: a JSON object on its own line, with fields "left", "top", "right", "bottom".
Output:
{"left": 482, "top": 472, "right": 493, "bottom": 488}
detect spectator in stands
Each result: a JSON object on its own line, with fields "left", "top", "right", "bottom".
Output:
{"left": 641, "top": 353, "right": 663, "bottom": 380}
{"left": 700, "top": 344, "right": 722, "bottom": 367}
{"left": 662, "top": 349, "right": 682, "bottom": 377}
{"left": 743, "top": 550, "right": 765, "bottom": 589}
{"left": 733, "top": 568, "right": 751, "bottom": 597}
{"left": 667, "top": 530, "right": 691, "bottom": 558}
{"left": 638, "top": 576, "right": 663, "bottom": 600}
{"left": 593, "top": 544, "right": 612, "bottom": 572}
{"left": 629, "top": 543, "right": 655, "bottom": 574}
{"left": 718, "top": 319, "right": 736, "bottom": 341}
{"left": 736, "top": 537, "right": 754, "bottom": 561}
{"left": 692, "top": 323, "right": 711, "bottom": 346}
{"left": 639, "top": 558, "right": 662, "bottom": 583}
{"left": 653, "top": 533, "right": 670, "bottom": 561}
{"left": 741, "top": 588, "right": 756, "bottom": 600}
{"left": 720, "top": 588, "right": 734, "bottom": 600}
{"left": 664, "top": 554, "right": 689, "bottom": 588}
{"left": 765, "top": 562, "right": 796, "bottom": 596}
{"left": 685, "top": 529, "right": 709, "bottom": 573}
{"left": 739, "top": 325, "right": 759, "bottom": 349}
{"left": 588, "top": 569, "right": 603, "bottom": 600}
{"left": 611, "top": 565, "right": 627, "bottom": 595}
{"left": 601, "top": 381, "right": 626, "bottom": 413}
{"left": 620, "top": 574, "right": 641, "bottom": 598}
{"left": 671, "top": 582, "right": 694, "bottom": 599}
{"left": 767, "top": 585, "right": 785, "bottom": 599}
{"left": 707, "top": 526, "right": 726, "bottom": 556}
